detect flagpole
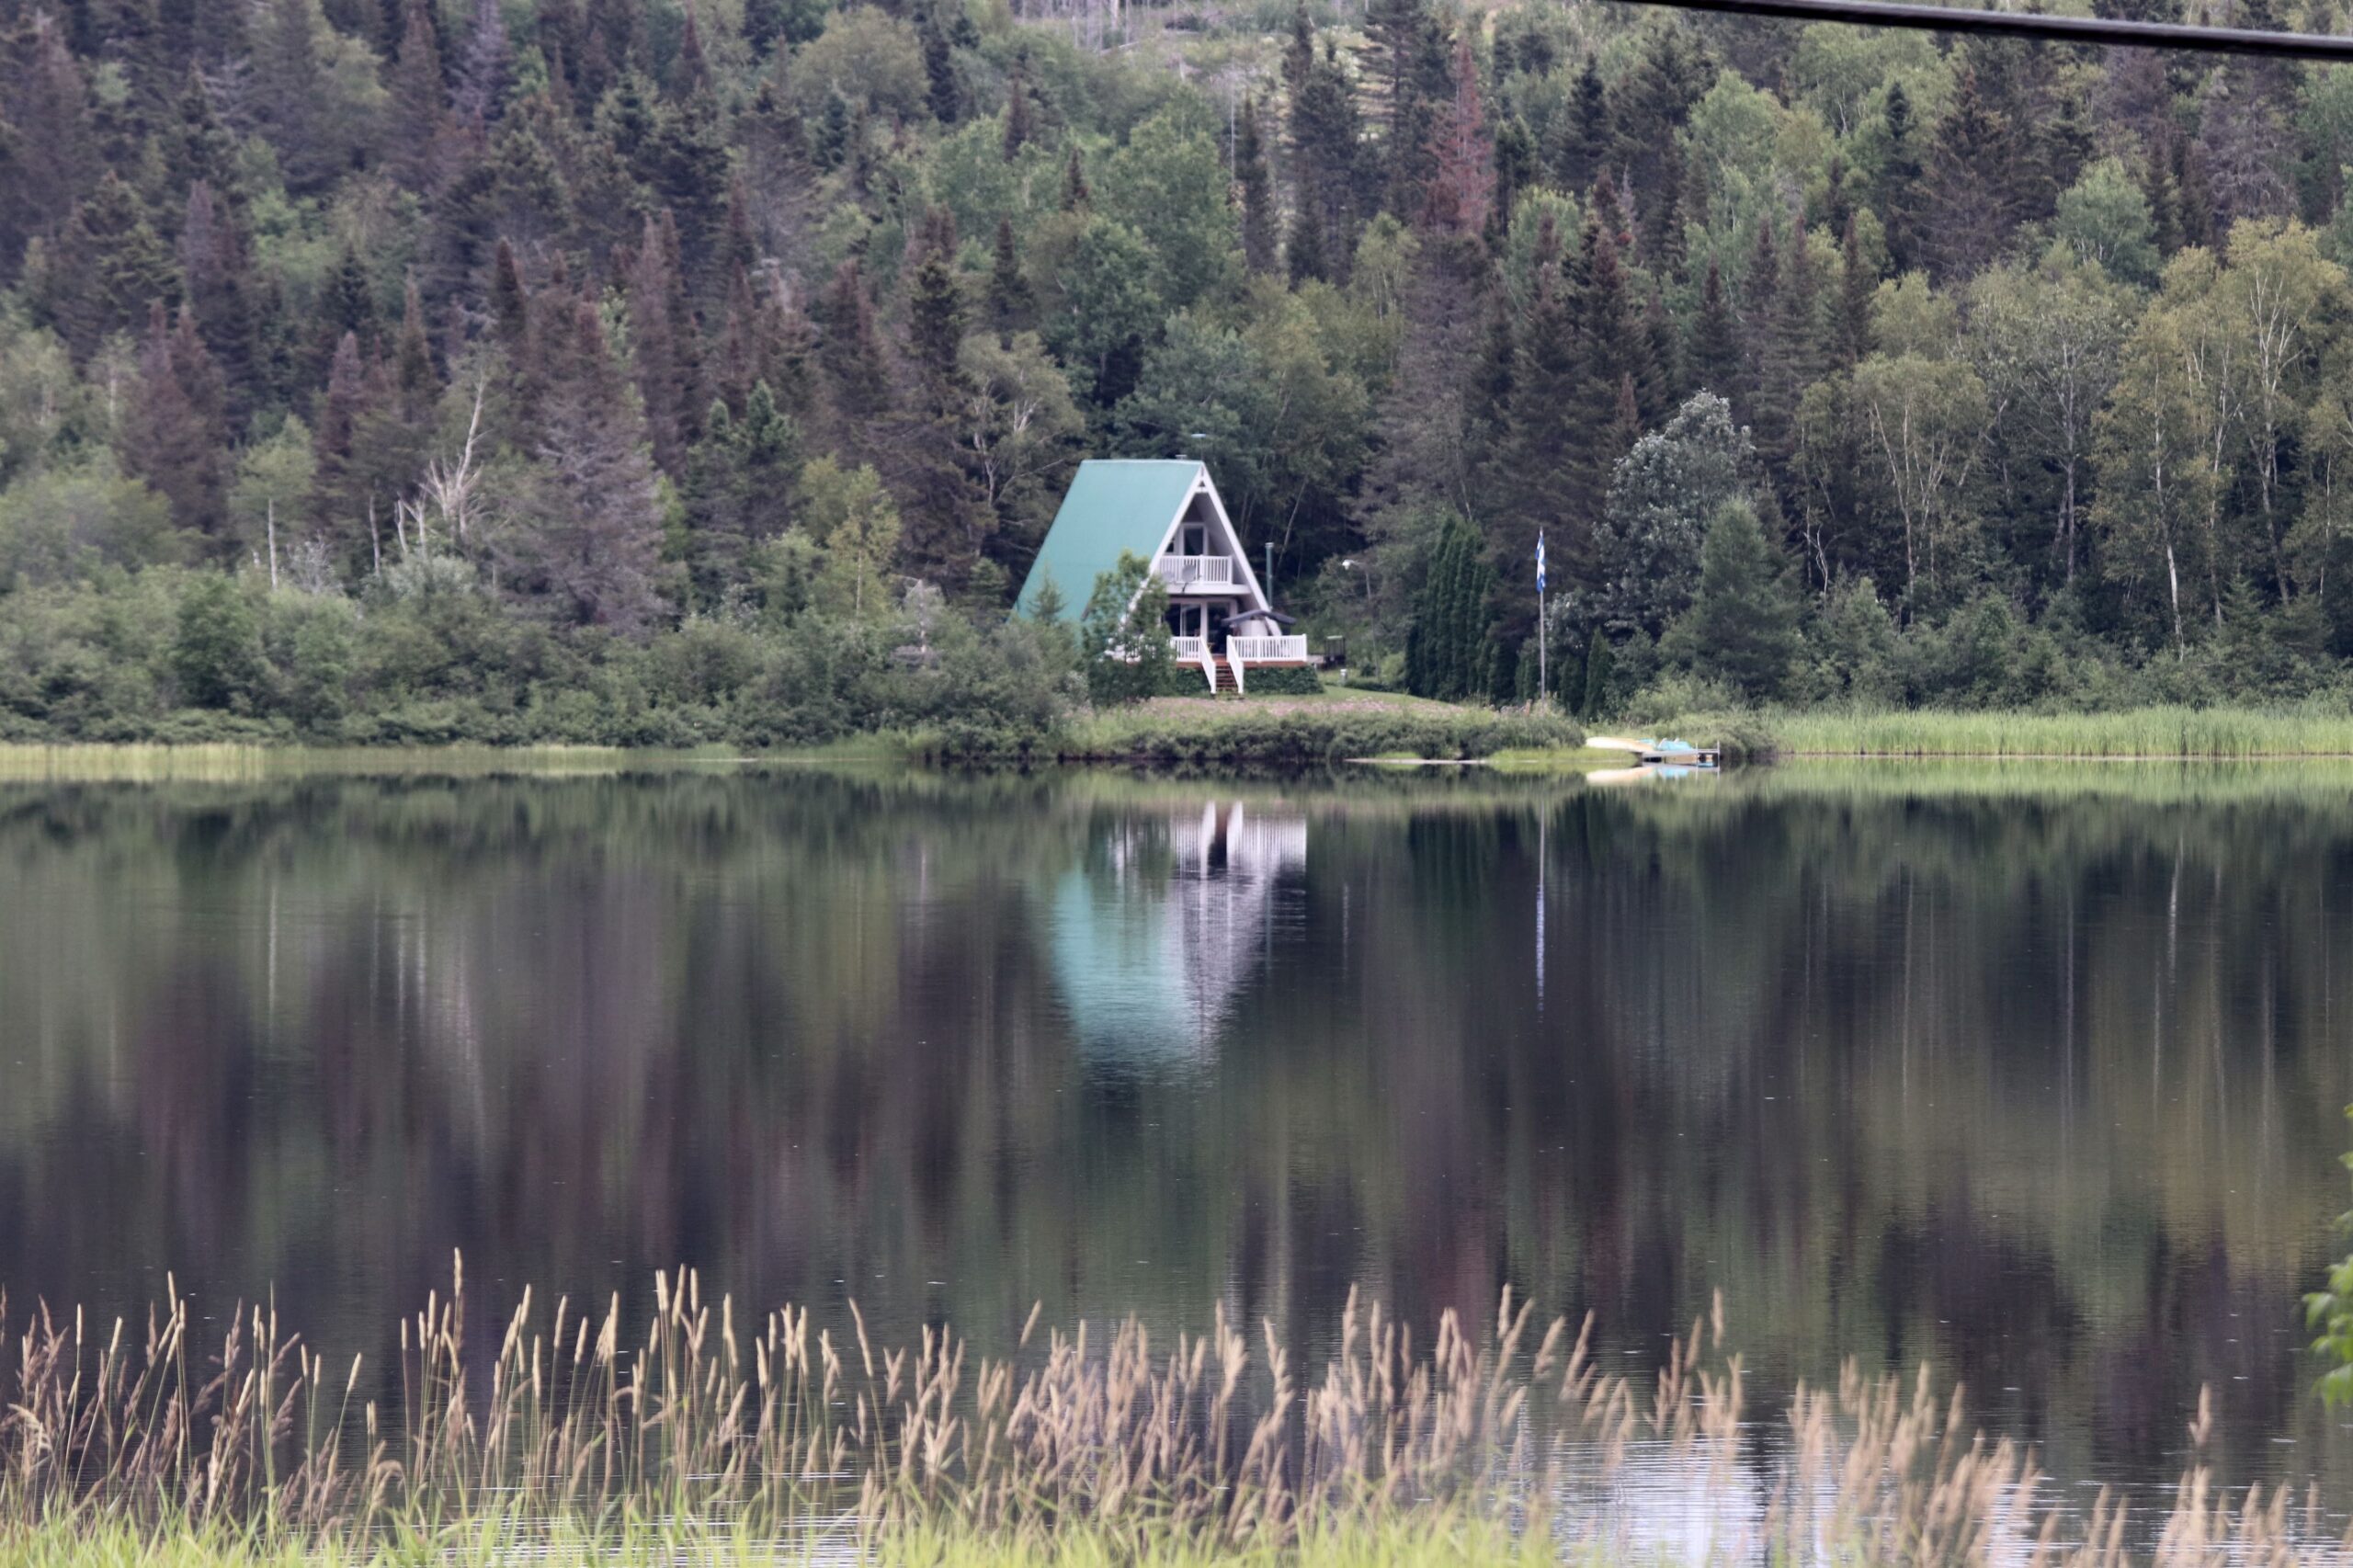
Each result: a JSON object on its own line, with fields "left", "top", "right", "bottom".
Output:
{"left": 1537, "top": 531, "right": 1548, "bottom": 706}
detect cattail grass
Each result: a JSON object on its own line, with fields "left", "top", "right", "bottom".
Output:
{"left": 0, "top": 1265, "right": 2334, "bottom": 1565}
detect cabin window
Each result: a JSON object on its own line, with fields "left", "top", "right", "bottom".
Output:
{"left": 1181, "top": 524, "right": 1207, "bottom": 556}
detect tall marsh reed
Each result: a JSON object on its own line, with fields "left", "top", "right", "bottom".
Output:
{"left": 1764, "top": 705, "right": 2353, "bottom": 758}
{"left": 0, "top": 1262, "right": 2336, "bottom": 1565}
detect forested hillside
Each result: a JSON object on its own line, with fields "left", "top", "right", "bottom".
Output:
{"left": 4, "top": 0, "right": 2353, "bottom": 740}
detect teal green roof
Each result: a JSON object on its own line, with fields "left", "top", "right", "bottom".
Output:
{"left": 1016, "top": 460, "right": 1203, "bottom": 622}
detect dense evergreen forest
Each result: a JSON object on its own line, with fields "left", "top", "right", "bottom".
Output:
{"left": 6, "top": 0, "right": 2353, "bottom": 741}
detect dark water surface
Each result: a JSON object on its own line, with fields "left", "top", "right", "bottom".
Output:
{"left": 5, "top": 759, "right": 2353, "bottom": 1494}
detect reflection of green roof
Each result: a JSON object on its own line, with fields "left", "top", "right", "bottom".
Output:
{"left": 1016, "top": 460, "right": 1201, "bottom": 622}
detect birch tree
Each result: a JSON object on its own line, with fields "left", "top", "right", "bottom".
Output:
{"left": 1850, "top": 350, "right": 1987, "bottom": 612}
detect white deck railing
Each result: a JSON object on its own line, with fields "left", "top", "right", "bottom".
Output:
{"left": 1156, "top": 555, "right": 1236, "bottom": 588}
{"left": 1171, "top": 635, "right": 1208, "bottom": 660}
{"left": 1229, "top": 634, "right": 1309, "bottom": 662}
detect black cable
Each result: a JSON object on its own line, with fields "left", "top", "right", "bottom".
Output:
{"left": 1606, "top": 0, "right": 2353, "bottom": 59}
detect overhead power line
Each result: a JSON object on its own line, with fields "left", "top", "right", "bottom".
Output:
{"left": 1607, "top": 0, "right": 2353, "bottom": 59}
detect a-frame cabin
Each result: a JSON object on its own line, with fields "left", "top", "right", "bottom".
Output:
{"left": 1016, "top": 460, "right": 1310, "bottom": 694}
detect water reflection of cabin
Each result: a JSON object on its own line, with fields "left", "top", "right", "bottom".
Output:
{"left": 1049, "top": 801, "right": 1308, "bottom": 1070}
{"left": 1016, "top": 460, "right": 1313, "bottom": 694}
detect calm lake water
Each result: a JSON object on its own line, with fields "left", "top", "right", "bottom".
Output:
{"left": 5, "top": 758, "right": 2353, "bottom": 1495}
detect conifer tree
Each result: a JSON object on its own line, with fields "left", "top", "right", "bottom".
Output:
{"left": 683, "top": 378, "right": 800, "bottom": 603}
{"left": 176, "top": 180, "right": 262, "bottom": 426}
{"left": 451, "top": 0, "right": 511, "bottom": 124}
{"left": 489, "top": 237, "right": 528, "bottom": 347}
{"left": 1836, "top": 216, "right": 1872, "bottom": 368}
{"left": 1877, "top": 81, "right": 1925, "bottom": 274}
{"left": 1669, "top": 498, "right": 1798, "bottom": 699}
{"left": 1235, "top": 95, "right": 1279, "bottom": 275}
{"left": 125, "top": 301, "right": 230, "bottom": 549}
{"left": 2, "top": 14, "right": 99, "bottom": 255}
{"left": 309, "top": 328, "right": 369, "bottom": 563}
{"left": 386, "top": 0, "right": 448, "bottom": 189}
{"left": 1689, "top": 259, "right": 1740, "bottom": 401}
{"left": 629, "top": 212, "right": 697, "bottom": 478}
{"left": 1287, "top": 204, "right": 1328, "bottom": 286}
{"left": 818, "top": 259, "right": 888, "bottom": 418}
{"left": 921, "top": 7, "right": 960, "bottom": 124}
{"left": 1423, "top": 39, "right": 1493, "bottom": 237}
{"left": 906, "top": 205, "right": 966, "bottom": 399}
{"left": 987, "top": 216, "right": 1035, "bottom": 335}
{"left": 1552, "top": 53, "right": 1608, "bottom": 191}
{"left": 1003, "top": 69, "right": 1034, "bottom": 161}
{"left": 1921, "top": 70, "right": 2026, "bottom": 280}
{"left": 1061, "top": 144, "right": 1091, "bottom": 210}
{"left": 1406, "top": 509, "right": 1495, "bottom": 699}
{"left": 158, "top": 64, "right": 238, "bottom": 211}
{"left": 42, "top": 170, "right": 177, "bottom": 355}
{"left": 501, "top": 291, "right": 665, "bottom": 631}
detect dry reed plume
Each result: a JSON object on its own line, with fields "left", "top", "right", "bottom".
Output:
{"left": 0, "top": 1257, "right": 2337, "bottom": 1565}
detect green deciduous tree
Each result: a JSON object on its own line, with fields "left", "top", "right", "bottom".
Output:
{"left": 1078, "top": 549, "right": 1172, "bottom": 704}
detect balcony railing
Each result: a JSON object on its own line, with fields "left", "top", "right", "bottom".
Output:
{"left": 1171, "top": 634, "right": 1209, "bottom": 661}
{"left": 1230, "top": 634, "right": 1309, "bottom": 662}
{"left": 1156, "top": 555, "right": 1235, "bottom": 588}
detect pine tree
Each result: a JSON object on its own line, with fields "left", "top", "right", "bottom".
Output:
{"left": 1003, "top": 68, "right": 1034, "bottom": 161}
{"left": 1689, "top": 259, "right": 1740, "bottom": 401}
{"left": 1641, "top": 133, "right": 1687, "bottom": 276}
{"left": 1061, "top": 143, "right": 1091, "bottom": 210}
{"left": 2, "top": 14, "right": 99, "bottom": 254}
{"left": 817, "top": 259, "right": 888, "bottom": 418}
{"left": 1288, "top": 33, "right": 1361, "bottom": 283}
{"left": 987, "top": 216, "right": 1034, "bottom": 335}
{"left": 42, "top": 171, "right": 178, "bottom": 355}
{"left": 628, "top": 211, "right": 697, "bottom": 477}
{"left": 906, "top": 205, "right": 966, "bottom": 399}
{"left": 501, "top": 290, "right": 666, "bottom": 631}
{"left": 683, "top": 378, "right": 801, "bottom": 603}
{"left": 386, "top": 0, "right": 448, "bottom": 188}
{"left": 125, "top": 302, "right": 230, "bottom": 550}
{"left": 1235, "top": 94, "right": 1279, "bottom": 275}
{"left": 1287, "top": 203, "right": 1328, "bottom": 285}
{"left": 1835, "top": 215, "right": 1872, "bottom": 368}
{"left": 1423, "top": 39, "right": 1494, "bottom": 236}
{"left": 158, "top": 64, "right": 239, "bottom": 210}
{"left": 1878, "top": 81, "right": 1925, "bottom": 274}
{"left": 1552, "top": 53, "right": 1608, "bottom": 191}
{"left": 309, "top": 328, "right": 369, "bottom": 564}
{"left": 176, "top": 180, "right": 262, "bottom": 426}
{"left": 1490, "top": 113, "right": 1537, "bottom": 242}
{"left": 921, "top": 6, "right": 961, "bottom": 124}
{"left": 1364, "top": 0, "right": 1451, "bottom": 221}
{"left": 449, "top": 0, "right": 511, "bottom": 125}
{"left": 1672, "top": 498, "right": 1798, "bottom": 699}
{"left": 489, "top": 237, "right": 528, "bottom": 347}
{"left": 1921, "top": 70, "right": 2026, "bottom": 280}
{"left": 1640, "top": 287, "right": 1679, "bottom": 420}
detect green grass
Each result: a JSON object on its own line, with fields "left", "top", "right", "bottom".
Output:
{"left": 1053, "top": 699, "right": 1579, "bottom": 764}
{"left": 0, "top": 1509, "right": 1541, "bottom": 1568}
{"left": 1608, "top": 704, "right": 2353, "bottom": 761}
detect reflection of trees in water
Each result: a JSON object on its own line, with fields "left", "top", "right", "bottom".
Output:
{"left": 0, "top": 772, "right": 2349, "bottom": 1490}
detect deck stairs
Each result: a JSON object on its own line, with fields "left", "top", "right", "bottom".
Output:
{"left": 1211, "top": 658, "right": 1241, "bottom": 697}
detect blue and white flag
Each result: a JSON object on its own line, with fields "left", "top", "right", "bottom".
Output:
{"left": 1535, "top": 531, "right": 1547, "bottom": 594}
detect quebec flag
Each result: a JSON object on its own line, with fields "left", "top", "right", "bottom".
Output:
{"left": 1535, "top": 531, "right": 1547, "bottom": 594}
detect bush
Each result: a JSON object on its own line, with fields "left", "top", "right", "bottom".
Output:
{"left": 1240, "top": 665, "right": 1322, "bottom": 696}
